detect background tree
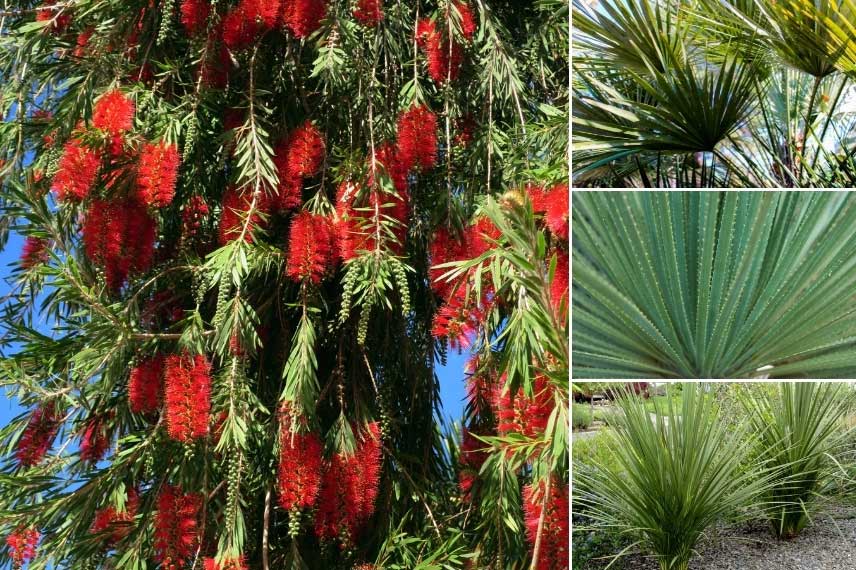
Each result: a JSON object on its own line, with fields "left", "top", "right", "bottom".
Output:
{"left": 0, "top": 1, "right": 568, "bottom": 569}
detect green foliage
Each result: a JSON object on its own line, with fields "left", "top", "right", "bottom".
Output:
{"left": 0, "top": 1, "right": 567, "bottom": 569}
{"left": 743, "top": 382, "right": 853, "bottom": 538}
{"left": 574, "top": 191, "right": 856, "bottom": 379}
{"left": 576, "top": 383, "right": 770, "bottom": 570}
{"left": 571, "top": 404, "right": 592, "bottom": 430}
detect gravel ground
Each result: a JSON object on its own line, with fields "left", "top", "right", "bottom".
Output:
{"left": 599, "top": 506, "right": 856, "bottom": 570}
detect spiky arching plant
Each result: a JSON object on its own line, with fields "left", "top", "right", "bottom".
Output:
{"left": 743, "top": 382, "right": 853, "bottom": 539}
{"left": 576, "top": 383, "right": 769, "bottom": 570}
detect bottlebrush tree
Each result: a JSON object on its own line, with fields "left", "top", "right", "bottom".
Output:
{"left": 0, "top": 1, "right": 567, "bottom": 569}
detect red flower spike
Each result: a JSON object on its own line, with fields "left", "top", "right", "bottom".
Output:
{"left": 282, "top": 0, "right": 327, "bottom": 38}
{"left": 543, "top": 182, "right": 569, "bottom": 241}
{"left": 52, "top": 139, "right": 99, "bottom": 202}
{"left": 80, "top": 417, "right": 109, "bottom": 463}
{"left": 415, "top": 18, "right": 437, "bottom": 46}
{"left": 454, "top": 1, "right": 477, "bottom": 41}
{"left": 314, "top": 422, "right": 383, "bottom": 543}
{"left": 281, "top": 121, "right": 326, "bottom": 180}
{"left": 163, "top": 354, "right": 211, "bottom": 443}
{"left": 353, "top": 0, "right": 383, "bottom": 26}
{"left": 243, "top": 0, "right": 283, "bottom": 29}
{"left": 82, "top": 198, "right": 156, "bottom": 290}
{"left": 154, "top": 485, "right": 202, "bottom": 564}
{"left": 550, "top": 249, "right": 568, "bottom": 317}
{"left": 181, "top": 0, "right": 211, "bottom": 36}
{"left": 137, "top": 141, "right": 180, "bottom": 208}
{"left": 523, "top": 478, "right": 570, "bottom": 570}
{"left": 36, "top": 5, "right": 71, "bottom": 34}
{"left": 73, "top": 28, "right": 93, "bottom": 58}
{"left": 6, "top": 527, "right": 40, "bottom": 569}
{"left": 20, "top": 236, "right": 50, "bottom": 269}
{"left": 493, "top": 376, "right": 554, "bottom": 439}
{"left": 218, "top": 187, "right": 270, "bottom": 244}
{"left": 16, "top": 403, "right": 62, "bottom": 467}
{"left": 432, "top": 287, "right": 484, "bottom": 350}
{"left": 277, "top": 427, "right": 323, "bottom": 511}
{"left": 129, "top": 355, "right": 164, "bottom": 415}
{"left": 286, "top": 211, "right": 336, "bottom": 283}
{"left": 221, "top": 8, "right": 257, "bottom": 50}
{"left": 396, "top": 104, "right": 438, "bottom": 172}
{"left": 428, "top": 227, "right": 468, "bottom": 298}
{"left": 92, "top": 90, "right": 135, "bottom": 137}
{"left": 91, "top": 491, "right": 136, "bottom": 544}
{"left": 465, "top": 216, "right": 501, "bottom": 259}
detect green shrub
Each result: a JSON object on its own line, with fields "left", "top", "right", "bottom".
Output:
{"left": 576, "top": 383, "right": 768, "bottom": 570}
{"left": 744, "top": 382, "right": 852, "bottom": 539}
{"left": 572, "top": 404, "right": 593, "bottom": 430}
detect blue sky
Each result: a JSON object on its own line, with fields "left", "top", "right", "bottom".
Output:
{"left": 0, "top": 231, "right": 468, "bottom": 427}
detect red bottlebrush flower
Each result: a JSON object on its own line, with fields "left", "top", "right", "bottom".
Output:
{"left": 221, "top": 8, "right": 257, "bottom": 50}
{"left": 277, "top": 427, "right": 323, "bottom": 511}
{"left": 92, "top": 90, "right": 135, "bottom": 136}
{"left": 82, "top": 198, "right": 157, "bottom": 290}
{"left": 431, "top": 37, "right": 464, "bottom": 84}
{"left": 154, "top": 485, "right": 202, "bottom": 565}
{"left": 80, "top": 417, "right": 109, "bottom": 463}
{"left": 415, "top": 18, "right": 437, "bottom": 46}
{"left": 282, "top": 0, "right": 327, "bottom": 38}
{"left": 286, "top": 210, "right": 336, "bottom": 284}
{"left": 20, "top": 236, "right": 50, "bottom": 269}
{"left": 550, "top": 249, "right": 568, "bottom": 316}
{"left": 352, "top": 0, "right": 383, "bottom": 26}
{"left": 137, "top": 141, "right": 181, "bottom": 207}
{"left": 465, "top": 216, "right": 501, "bottom": 259}
{"left": 395, "top": 104, "right": 438, "bottom": 173}
{"left": 371, "top": 141, "right": 409, "bottom": 194}
{"left": 181, "top": 0, "right": 211, "bottom": 36}
{"left": 354, "top": 422, "right": 382, "bottom": 521}
{"left": 129, "top": 355, "right": 164, "bottom": 415}
{"left": 243, "top": 0, "right": 283, "bottom": 29}
{"left": 203, "top": 557, "right": 248, "bottom": 570}
{"left": 281, "top": 121, "right": 326, "bottom": 180}
{"left": 6, "top": 527, "right": 39, "bottom": 569}
{"left": 164, "top": 354, "right": 211, "bottom": 443}
{"left": 493, "top": 376, "right": 554, "bottom": 439}
{"left": 91, "top": 492, "right": 136, "bottom": 544}
{"left": 334, "top": 180, "right": 363, "bottom": 261}
{"left": 16, "top": 404, "right": 62, "bottom": 467}
{"left": 428, "top": 226, "right": 468, "bottom": 297}
{"left": 218, "top": 187, "right": 270, "bottom": 244}
{"left": 36, "top": 5, "right": 71, "bottom": 34}
{"left": 543, "top": 182, "right": 569, "bottom": 241}
{"left": 417, "top": 18, "right": 464, "bottom": 84}
{"left": 181, "top": 195, "right": 210, "bottom": 242}
{"left": 453, "top": 1, "right": 477, "bottom": 41}
{"left": 523, "top": 478, "right": 570, "bottom": 570}
{"left": 314, "top": 422, "right": 383, "bottom": 543}
{"left": 73, "top": 28, "right": 93, "bottom": 58}
{"left": 51, "top": 139, "right": 99, "bottom": 202}
{"left": 432, "top": 287, "right": 483, "bottom": 350}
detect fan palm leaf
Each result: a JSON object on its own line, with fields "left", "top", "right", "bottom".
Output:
{"left": 573, "top": 191, "right": 856, "bottom": 378}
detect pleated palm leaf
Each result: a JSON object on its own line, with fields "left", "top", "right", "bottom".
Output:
{"left": 576, "top": 383, "right": 768, "bottom": 570}
{"left": 743, "top": 382, "right": 852, "bottom": 538}
{"left": 573, "top": 192, "right": 856, "bottom": 378}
